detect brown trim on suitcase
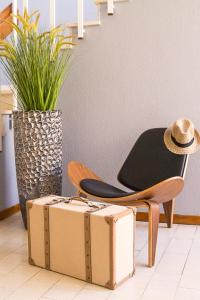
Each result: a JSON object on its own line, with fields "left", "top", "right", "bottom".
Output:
{"left": 128, "top": 207, "right": 137, "bottom": 277}
{"left": 44, "top": 205, "right": 51, "bottom": 270}
{"left": 84, "top": 212, "right": 92, "bottom": 283}
{"left": 43, "top": 197, "right": 67, "bottom": 270}
{"left": 105, "top": 208, "right": 136, "bottom": 290}
{"left": 104, "top": 216, "right": 116, "bottom": 290}
{"left": 84, "top": 205, "right": 110, "bottom": 284}
{"left": 26, "top": 200, "right": 35, "bottom": 266}
{"left": 113, "top": 207, "right": 135, "bottom": 222}
{"left": 114, "top": 271, "right": 135, "bottom": 289}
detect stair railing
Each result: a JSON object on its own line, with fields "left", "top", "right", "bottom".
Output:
{"left": 107, "top": 0, "right": 114, "bottom": 14}
{"left": 78, "top": 0, "right": 84, "bottom": 38}
{"left": 49, "top": 0, "right": 55, "bottom": 29}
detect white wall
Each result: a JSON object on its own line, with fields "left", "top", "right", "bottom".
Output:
{"left": 60, "top": 0, "right": 200, "bottom": 215}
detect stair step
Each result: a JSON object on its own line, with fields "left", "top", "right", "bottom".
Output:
{"left": 95, "top": 0, "right": 128, "bottom": 4}
{"left": 67, "top": 19, "right": 101, "bottom": 28}
{"left": 0, "top": 86, "right": 14, "bottom": 113}
{"left": 0, "top": 86, "right": 12, "bottom": 95}
{"left": 95, "top": 0, "right": 129, "bottom": 15}
{"left": 0, "top": 3, "right": 12, "bottom": 24}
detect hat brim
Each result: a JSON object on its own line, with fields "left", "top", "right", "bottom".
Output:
{"left": 164, "top": 127, "right": 200, "bottom": 155}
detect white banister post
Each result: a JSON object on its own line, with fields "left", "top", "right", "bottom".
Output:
{"left": 22, "top": 0, "right": 28, "bottom": 13}
{"left": 107, "top": 0, "right": 114, "bottom": 15}
{"left": 77, "top": 0, "right": 84, "bottom": 39}
{"left": 12, "top": 1, "right": 18, "bottom": 110}
{"left": 49, "top": 0, "right": 56, "bottom": 29}
{"left": 12, "top": 0, "right": 18, "bottom": 44}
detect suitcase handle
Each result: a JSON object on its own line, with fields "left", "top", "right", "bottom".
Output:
{"left": 66, "top": 196, "right": 107, "bottom": 209}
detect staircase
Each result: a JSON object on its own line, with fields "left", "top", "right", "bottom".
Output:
{"left": 0, "top": 0, "right": 129, "bottom": 149}
{"left": 0, "top": 0, "right": 129, "bottom": 103}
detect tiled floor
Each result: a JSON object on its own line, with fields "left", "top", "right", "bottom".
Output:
{"left": 0, "top": 213, "right": 200, "bottom": 300}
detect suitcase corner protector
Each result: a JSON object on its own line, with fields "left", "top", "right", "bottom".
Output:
{"left": 29, "top": 257, "right": 36, "bottom": 265}
{"left": 26, "top": 200, "right": 34, "bottom": 209}
{"left": 105, "top": 280, "right": 116, "bottom": 290}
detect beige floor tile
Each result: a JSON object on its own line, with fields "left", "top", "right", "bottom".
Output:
{"left": 141, "top": 285, "right": 177, "bottom": 300}
{"left": 6, "top": 269, "right": 62, "bottom": 300}
{"left": 195, "top": 226, "right": 200, "bottom": 237}
{"left": 135, "top": 250, "right": 141, "bottom": 257}
{"left": 0, "top": 286, "right": 13, "bottom": 300}
{"left": 192, "top": 231, "right": 200, "bottom": 248}
{"left": 136, "top": 240, "right": 167, "bottom": 270}
{"left": 14, "top": 243, "right": 28, "bottom": 255}
{"left": 180, "top": 270, "right": 200, "bottom": 290}
{"left": 141, "top": 272, "right": 181, "bottom": 300}
{"left": 0, "top": 239, "right": 27, "bottom": 261}
{"left": 0, "top": 252, "right": 27, "bottom": 274}
{"left": 43, "top": 276, "right": 87, "bottom": 300}
{"left": 0, "top": 264, "right": 40, "bottom": 290}
{"left": 166, "top": 238, "right": 193, "bottom": 254}
{"left": 156, "top": 253, "right": 187, "bottom": 275}
{"left": 108, "top": 288, "right": 143, "bottom": 300}
{"left": 156, "top": 224, "right": 178, "bottom": 244}
{"left": 135, "top": 235, "right": 148, "bottom": 251}
{"left": 174, "top": 225, "right": 197, "bottom": 239}
{"left": 148, "top": 273, "right": 181, "bottom": 288}
{"left": 40, "top": 299, "right": 54, "bottom": 300}
{"left": 175, "top": 288, "right": 200, "bottom": 300}
{"left": 74, "top": 284, "right": 111, "bottom": 300}
{"left": 176, "top": 247, "right": 200, "bottom": 290}
{"left": 192, "top": 238, "right": 200, "bottom": 248}
{"left": 108, "top": 277, "right": 144, "bottom": 300}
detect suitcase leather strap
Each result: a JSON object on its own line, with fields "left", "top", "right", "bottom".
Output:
{"left": 44, "top": 197, "right": 67, "bottom": 269}
{"left": 84, "top": 205, "right": 109, "bottom": 283}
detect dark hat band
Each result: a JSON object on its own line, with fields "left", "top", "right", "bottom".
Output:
{"left": 171, "top": 134, "right": 194, "bottom": 148}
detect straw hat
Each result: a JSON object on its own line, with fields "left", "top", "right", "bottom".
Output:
{"left": 164, "top": 119, "right": 200, "bottom": 155}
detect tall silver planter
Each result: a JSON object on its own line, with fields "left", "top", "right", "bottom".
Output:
{"left": 13, "top": 110, "right": 62, "bottom": 228}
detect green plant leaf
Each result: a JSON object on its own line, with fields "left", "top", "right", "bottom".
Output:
{"left": 0, "top": 10, "right": 76, "bottom": 111}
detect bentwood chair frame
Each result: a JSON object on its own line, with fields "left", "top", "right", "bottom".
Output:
{"left": 67, "top": 128, "right": 188, "bottom": 267}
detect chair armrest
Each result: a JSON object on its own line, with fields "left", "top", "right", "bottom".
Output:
{"left": 67, "top": 160, "right": 101, "bottom": 191}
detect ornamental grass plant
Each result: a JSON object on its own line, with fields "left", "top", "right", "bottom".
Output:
{"left": 0, "top": 10, "right": 75, "bottom": 111}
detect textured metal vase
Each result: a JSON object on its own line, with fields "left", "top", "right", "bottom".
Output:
{"left": 13, "top": 110, "right": 62, "bottom": 228}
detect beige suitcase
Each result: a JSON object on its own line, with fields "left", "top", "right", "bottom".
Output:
{"left": 27, "top": 195, "right": 136, "bottom": 289}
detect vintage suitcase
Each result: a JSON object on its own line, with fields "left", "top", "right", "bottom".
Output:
{"left": 27, "top": 195, "right": 136, "bottom": 289}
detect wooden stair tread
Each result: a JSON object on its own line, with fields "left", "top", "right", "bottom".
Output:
{"left": 0, "top": 3, "right": 13, "bottom": 39}
{"left": 0, "top": 3, "right": 12, "bottom": 24}
{"left": 0, "top": 15, "right": 13, "bottom": 39}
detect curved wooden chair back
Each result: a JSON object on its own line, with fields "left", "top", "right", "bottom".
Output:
{"left": 118, "top": 128, "right": 188, "bottom": 191}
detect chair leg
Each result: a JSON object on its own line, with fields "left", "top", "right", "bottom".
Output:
{"left": 147, "top": 201, "right": 160, "bottom": 267}
{"left": 163, "top": 199, "right": 175, "bottom": 228}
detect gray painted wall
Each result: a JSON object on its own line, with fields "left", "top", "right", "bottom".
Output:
{"left": 1, "top": 0, "right": 200, "bottom": 215}
{"left": 0, "top": 115, "right": 18, "bottom": 211}
{"left": 60, "top": 0, "right": 200, "bottom": 215}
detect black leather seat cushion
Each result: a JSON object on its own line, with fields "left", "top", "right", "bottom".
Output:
{"left": 80, "top": 179, "right": 134, "bottom": 198}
